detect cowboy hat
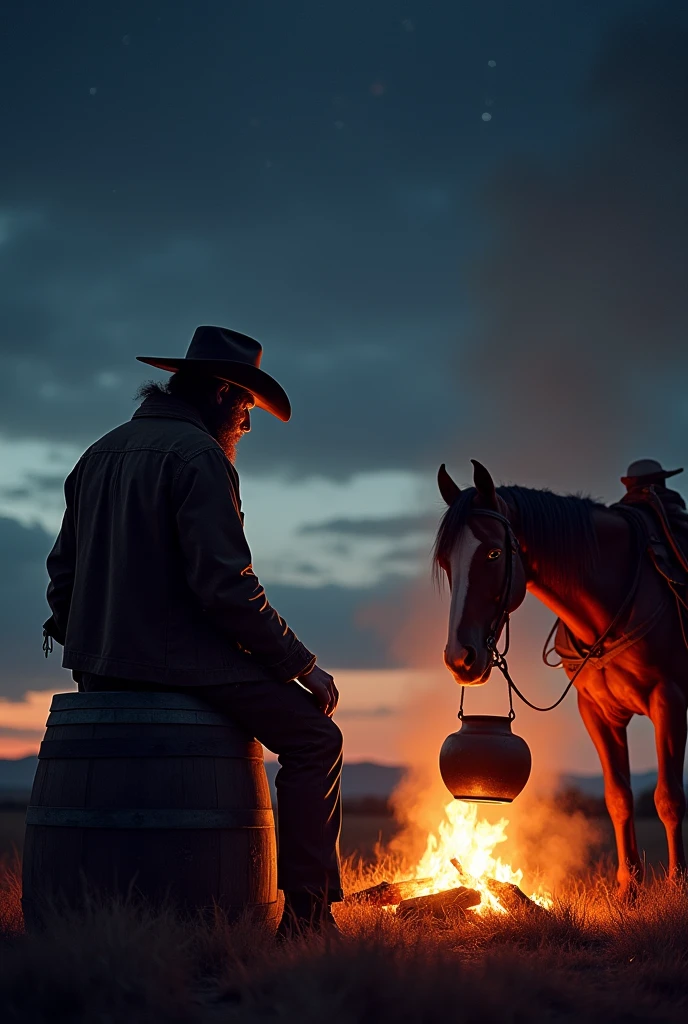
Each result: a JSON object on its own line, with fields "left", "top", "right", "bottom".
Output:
{"left": 621, "top": 458, "right": 683, "bottom": 486}
{"left": 137, "top": 325, "right": 291, "bottom": 422}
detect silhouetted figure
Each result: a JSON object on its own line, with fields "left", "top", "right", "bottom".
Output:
{"left": 617, "top": 457, "right": 688, "bottom": 585}
{"left": 619, "top": 458, "right": 686, "bottom": 514}
{"left": 43, "top": 326, "right": 342, "bottom": 936}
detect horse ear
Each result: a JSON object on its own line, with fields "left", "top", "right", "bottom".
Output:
{"left": 438, "top": 464, "right": 461, "bottom": 506}
{"left": 471, "top": 459, "right": 498, "bottom": 509}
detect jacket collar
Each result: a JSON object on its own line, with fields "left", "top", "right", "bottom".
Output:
{"left": 132, "top": 394, "right": 212, "bottom": 435}
{"left": 132, "top": 395, "right": 241, "bottom": 491}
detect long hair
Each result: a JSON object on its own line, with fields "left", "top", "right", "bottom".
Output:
{"left": 135, "top": 370, "right": 251, "bottom": 409}
{"left": 434, "top": 486, "right": 602, "bottom": 590}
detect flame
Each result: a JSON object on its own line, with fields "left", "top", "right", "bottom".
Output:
{"left": 400, "top": 799, "right": 553, "bottom": 914}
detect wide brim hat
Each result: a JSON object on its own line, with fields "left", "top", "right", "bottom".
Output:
{"left": 621, "top": 458, "right": 683, "bottom": 486}
{"left": 137, "top": 325, "right": 291, "bottom": 422}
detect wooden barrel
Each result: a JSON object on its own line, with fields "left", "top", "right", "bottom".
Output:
{"left": 22, "top": 691, "right": 277, "bottom": 928}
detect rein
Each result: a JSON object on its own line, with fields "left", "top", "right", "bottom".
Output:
{"left": 457, "top": 508, "right": 645, "bottom": 720}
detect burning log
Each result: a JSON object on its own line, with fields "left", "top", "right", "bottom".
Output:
{"left": 396, "top": 886, "right": 481, "bottom": 921}
{"left": 450, "top": 857, "right": 468, "bottom": 882}
{"left": 484, "top": 878, "right": 548, "bottom": 915}
{"left": 448, "top": 859, "right": 547, "bottom": 915}
{"left": 345, "top": 878, "right": 433, "bottom": 907}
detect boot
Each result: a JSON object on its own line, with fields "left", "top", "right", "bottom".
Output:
{"left": 276, "top": 890, "right": 341, "bottom": 940}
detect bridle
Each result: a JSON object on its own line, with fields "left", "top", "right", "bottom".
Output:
{"left": 455, "top": 507, "right": 521, "bottom": 721}
{"left": 455, "top": 506, "right": 644, "bottom": 721}
{"left": 469, "top": 508, "right": 521, "bottom": 652}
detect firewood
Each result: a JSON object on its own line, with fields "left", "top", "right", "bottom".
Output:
{"left": 345, "top": 878, "right": 433, "bottom": 907}
{"left": 396, "top": 886, "right": 481, "bottom": 921}
{"left": 484, "top": 878, "right": 548, "bottom": 914}
{"left": 450, "top": 858, "right": 469, "bottom": 882}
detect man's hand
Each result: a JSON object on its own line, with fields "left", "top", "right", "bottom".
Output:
{"left": 298, "top": 664, "right": 339, "bottom": 717}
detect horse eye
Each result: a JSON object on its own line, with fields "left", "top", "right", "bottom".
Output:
{"left": 487, "top": 548, "right": 502, "bottom": 561}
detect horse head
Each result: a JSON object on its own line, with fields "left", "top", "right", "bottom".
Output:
{"left": 436, "top": 460, "right": 527, "bottom": 685}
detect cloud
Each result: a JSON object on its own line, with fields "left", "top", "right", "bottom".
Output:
{"left": 0, "top": 516, "right": 65, "bottom": 699}
{"left": 0, "top": 513, "right": 410, "bottom": 701}
{"left": 0, "top": 197, "right": 464, "bottom": 480}
{"left": 299, "top": 513, "right": 434, "bottom": 539}
{"left": 0, "top": 472, "right": 66, "bottom": 502}
{"left": 2, "top": 5, "right": 685, "bottom": 493}
{"left": 267, "top": 581, "right": 404, "bottom": 669}
{"left": 3, "top": 6, "right": 685, "bottom": 496}
{"left": 0, "top": 726, "right": 43, "bottom": 739}
{"left": 335, "top": 706, "right": 396, "bottom": 719}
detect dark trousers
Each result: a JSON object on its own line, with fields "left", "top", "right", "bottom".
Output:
{"left": 78, "top": 673, "right": 343, "bottom": 900}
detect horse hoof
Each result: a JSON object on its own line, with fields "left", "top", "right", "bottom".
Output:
{"left": 618, "top": 874, "right": 643, "bottom": 904}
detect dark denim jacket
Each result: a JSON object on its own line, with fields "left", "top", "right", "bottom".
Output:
{"left": 44, "top": 395, "right": 315, "bottom": 686}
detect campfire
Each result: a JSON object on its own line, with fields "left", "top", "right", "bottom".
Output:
{"left": 348, "top": 799, "right": 553, "bottom": 919}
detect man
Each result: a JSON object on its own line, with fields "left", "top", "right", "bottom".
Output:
{"left": 43, "top": 325, "right": 343, "bottom": 935}
{"left": 620, "top": 459, "right": 686, "bottom": 515}
{"left": 619, "top": 457, "right": 688, "bottom": 577}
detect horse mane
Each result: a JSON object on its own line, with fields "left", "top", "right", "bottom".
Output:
{"left": 433, "top": 486, "right": 604, "bottom": 590}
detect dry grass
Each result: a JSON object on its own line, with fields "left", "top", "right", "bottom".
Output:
{"left": 1, "top": 853, "right": 687, "bottom": 1023}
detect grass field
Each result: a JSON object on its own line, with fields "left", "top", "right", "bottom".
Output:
{"left": 1, "top": 852, "right": 688, "bottom": 1023}
{"left": 2, "top": 810, "right": 688, "bottom": 1021}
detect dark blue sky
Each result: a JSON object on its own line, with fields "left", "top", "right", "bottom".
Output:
{"left": 1, "top": 0, "right": 687, "bottom": 702}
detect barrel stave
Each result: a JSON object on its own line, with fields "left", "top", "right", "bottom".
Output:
{"left": 220, "top": 828, "right": 276, "bottom": 905}
{"left": 23, "top": 820, "right": 85, "bottom": 910}
{"left": 32, "top": 757, "right": 91, "bottom": 808}
{"left": 80, "top": 827, "right": 224, "bottom": 908}
{"left": 23, "top": 692, "right": 278, "bottom": 927}
{"left": 216, "top": 758, "right": 272, "bottom": 810}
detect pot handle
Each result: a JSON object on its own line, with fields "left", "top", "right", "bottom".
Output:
{"left": 458, "top": 681, "right": 516, "bottom": 721}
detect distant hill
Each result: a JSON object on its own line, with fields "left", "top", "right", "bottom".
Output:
{"left": 560, "top": 771, "right": 662, "bottom": 798}
{"left": 0, "top": 756, "right": 676, "bottom": 805}
{"left": 0, "top": 756, "right": 405, "bottom": 803}
{"left": 0, "top": 756, "right": 37, "bottom": 798}
{"left": 265, "top": 760, "right": 404, "bottom": 798}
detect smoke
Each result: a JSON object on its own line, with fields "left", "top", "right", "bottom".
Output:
{"left": 358, "top": 575, "right": 449, "bottom": 671}
{"left": 452, "top": 10, "right": 688, "bottom": 498}
{"left": 388, "top": 673, "right": 460, "bottom": 865}
{"left": 494, "top": 792, "right": 603, "bottom": 893}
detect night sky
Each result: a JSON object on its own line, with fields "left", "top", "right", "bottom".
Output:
{"left": 1, "top": 1, "right": 687, "bottom": 768}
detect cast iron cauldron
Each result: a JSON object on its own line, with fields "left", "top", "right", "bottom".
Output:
{"left": 439, "top": 715, "right": 532, "bottom": 803}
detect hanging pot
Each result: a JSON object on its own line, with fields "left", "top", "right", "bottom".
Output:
{"left": 439, "top": 715, "right": 532, "bottom": 803}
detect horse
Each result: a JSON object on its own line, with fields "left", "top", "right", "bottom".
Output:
{"left": 434, "top": 459, "right": 688, "bottom": 894}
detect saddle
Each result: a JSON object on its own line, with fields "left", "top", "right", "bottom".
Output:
{"left": 553, "top": 486, "right": 688, "bottom": 673}
{"left": 611, "top": 486, "right": 688, "bottom": 588}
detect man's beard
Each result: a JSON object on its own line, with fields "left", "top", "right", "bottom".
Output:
{"left": 216, "top": 419, "right": 245, "bottom": 463}
{"left": 207, "top": 400, "right": 246, "bottom": 463}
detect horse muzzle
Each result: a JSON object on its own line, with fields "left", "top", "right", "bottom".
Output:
{"left": 444, "top": 645, "right": 493, "bottom": 685}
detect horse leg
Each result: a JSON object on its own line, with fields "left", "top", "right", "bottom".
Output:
{"left": 577, "top": 693, "right": 642, "bottom": 892}
{"left": 648, "top": 681, "right": 687, "bottom": 880}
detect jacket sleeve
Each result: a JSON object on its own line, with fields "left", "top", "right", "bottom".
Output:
{"left": 174, "top": 447, "right": 316, "bottom": 682}
{"left": 45, "top": 466, "right": 79, "bottom": 646}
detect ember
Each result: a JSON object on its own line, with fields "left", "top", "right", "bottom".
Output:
{"left": 347, "top": 798, "right": 553, "bottom": 916}
{"left": 407, "top": 798, "right": 553, "bottom": 914}
{"left": 397, "top": 886, "right": 480, "bottom": 921}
